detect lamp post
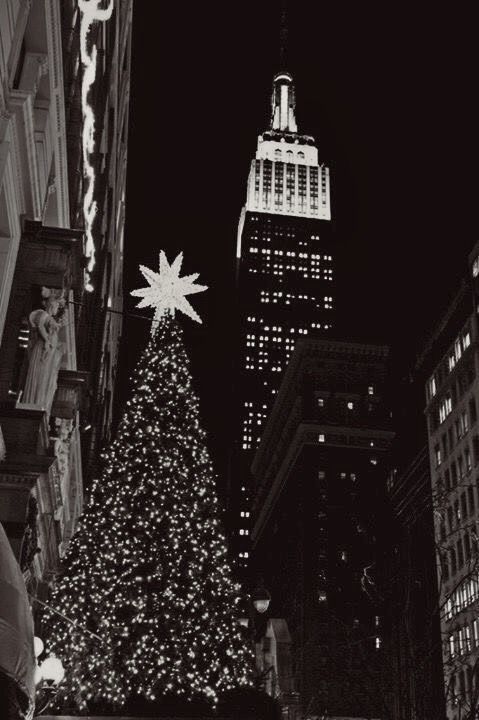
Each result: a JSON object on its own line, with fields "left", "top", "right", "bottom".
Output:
{"left": 247, "top": 581, "right": 271, "bottom": 644}
{"left": 251, "top": 584, "right": 271, "bottom": 615}
{"left": 33, "top": 636, "right": 65, "bottom": 715}
{"left": 244, "top": 581, "right": 275, "bottom": 693}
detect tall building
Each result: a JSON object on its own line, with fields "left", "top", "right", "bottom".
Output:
{"left": 232, "top": 69, "right": 334, "bottom": 568}
{"left": 422, "top": 244, "right": 479, "bottom": 720}
{"left": 382, "top": 448, "right": 446, "bottom": 719}
{"left": 250, "top": 337, "right": 394, "bottom": 718}
{"left": 0, "top": 4, "right": 132, "bottom": 702}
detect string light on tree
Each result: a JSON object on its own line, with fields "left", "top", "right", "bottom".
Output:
{"left": 42, "top": 252, "right": 253, "bottom": 712}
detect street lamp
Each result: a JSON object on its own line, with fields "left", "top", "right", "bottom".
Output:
{"left": 246, "top": 583, "right": 276, "bottom": 694}
{"left": 34, "top": 636, "right": 65, "bottom": 715}
{"left": 39, "top": 656, "right": 65, "bottom": 685}
{"left": 251, "top": 584, "right": 271, "bottom": 614}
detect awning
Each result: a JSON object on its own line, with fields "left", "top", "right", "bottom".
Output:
{"left": 0, "top": 521, "right": 35, "bottom": 716}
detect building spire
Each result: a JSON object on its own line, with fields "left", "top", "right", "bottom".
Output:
{"left": 270, "top": 72, "right": 297, "bottom": 133}
{"left": 270, "top": 1, "right": 297, "bottom": 133}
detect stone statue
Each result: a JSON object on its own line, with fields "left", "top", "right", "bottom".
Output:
{"left": 22, "top": 288, "right": 66, "bottom": 414}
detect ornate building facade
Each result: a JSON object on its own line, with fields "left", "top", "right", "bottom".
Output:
{"left": 232, "top": 69, "right": 334, "bottom": 569}
{"left": 0, "top": 0, "right": 132, "bottom": 616}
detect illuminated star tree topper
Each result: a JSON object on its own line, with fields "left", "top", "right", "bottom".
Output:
{"left": 131, "top": 251, "right": 207, "bottom": 328}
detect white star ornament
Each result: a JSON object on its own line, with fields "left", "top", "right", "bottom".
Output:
{"left": 131, "top": 251, "right": 208, "bottom": 329}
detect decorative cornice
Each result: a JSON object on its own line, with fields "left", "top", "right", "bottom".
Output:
{"left": 51, "top": 370, "right": 89, "bottom": 420}
{"left": 0, "top": 402, "right": 51, "bottom": 456}
{"left": 1, "top": 452, "right": 55, "bottom": 475}
{"left": 20, "top": 219, "right": 85, "bottom": 296}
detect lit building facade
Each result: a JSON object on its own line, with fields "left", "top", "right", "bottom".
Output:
{"left": 250, "top": 337, "right": 394, "bottom": 718}
{"left": 232, "top": 70, "right": 334, "bottom": 568}
{"left": 424, "top": 243, "right": 479, "bottom": 719}
{"left": 0, "top": 0, "right": 132, "bottom": 611}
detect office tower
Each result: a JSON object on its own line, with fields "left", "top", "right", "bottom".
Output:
{"left": 233, "top": 69, "right": 333, "bottom": 567}
{"left": 423, "top": 243, "right": 479, "bottom": 719}
{"left": 250, "top": 337, "right": 393, "bottom": 716}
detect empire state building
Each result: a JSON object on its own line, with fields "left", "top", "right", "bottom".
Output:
{"left": 232, "top": 70, "right": 335, "bottom": 567}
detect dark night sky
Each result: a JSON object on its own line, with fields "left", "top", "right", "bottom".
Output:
{"left": 119, "top": 2, "right": 478, "bottom": 486}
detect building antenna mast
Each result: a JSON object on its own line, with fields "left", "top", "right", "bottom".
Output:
{"left": 279, "top": 0, "right": 288, "bottom": 71}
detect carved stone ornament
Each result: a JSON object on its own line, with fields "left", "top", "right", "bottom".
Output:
{"left": 19, "top": 494, "right": 40, "bottom": 572}
{"left": 50, "top": 416, "right": 74, "bottom": 496}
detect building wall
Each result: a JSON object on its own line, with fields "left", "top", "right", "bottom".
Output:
{"left": 424, "top": 245, "right": 479, "bottom": 719}
{"left": 250, "top": 338, "right": 393, "bottom": 718}
{"left": 382, "top": 446, "right": 446, "bottom": 719}
{"left": 0, "top": 0, "right": 71, "bottom": 343}
{"left": 0, "top": 0, "right": 132, "bottom": 599}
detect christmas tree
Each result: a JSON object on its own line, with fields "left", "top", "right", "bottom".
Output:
{"left": 42, "top": 252, "right": 253, "bottom": 711}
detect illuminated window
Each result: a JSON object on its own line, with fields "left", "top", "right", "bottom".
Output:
{"left": 455, "top": 338, "right": 462, "bottom": 363}
{"left": 318, "top": 434, "right": 325, "bottom": 443}
{"left": 347, "top": 401, "right": 354, "bottom": 410}
{"left": 448, "top": 352, "right": 456, "bottom": 371}
{"left": 439, "top": 394, "right": 453, "bottom": 423}
{"left": 473, "top": 257, "right": 479, "bottom": 277}
{"left": 449, "top": 634, "right": 455, "bottom": 657}
{"left": 466, "top": 446, "right": 472, "bottom": 472}
{"left": 368, "top": 385, "right": 374, "bottom": 395}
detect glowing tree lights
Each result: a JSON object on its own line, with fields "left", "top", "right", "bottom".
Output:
{"left": 43, "top": 253, "right": 253, "bottom": 711}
